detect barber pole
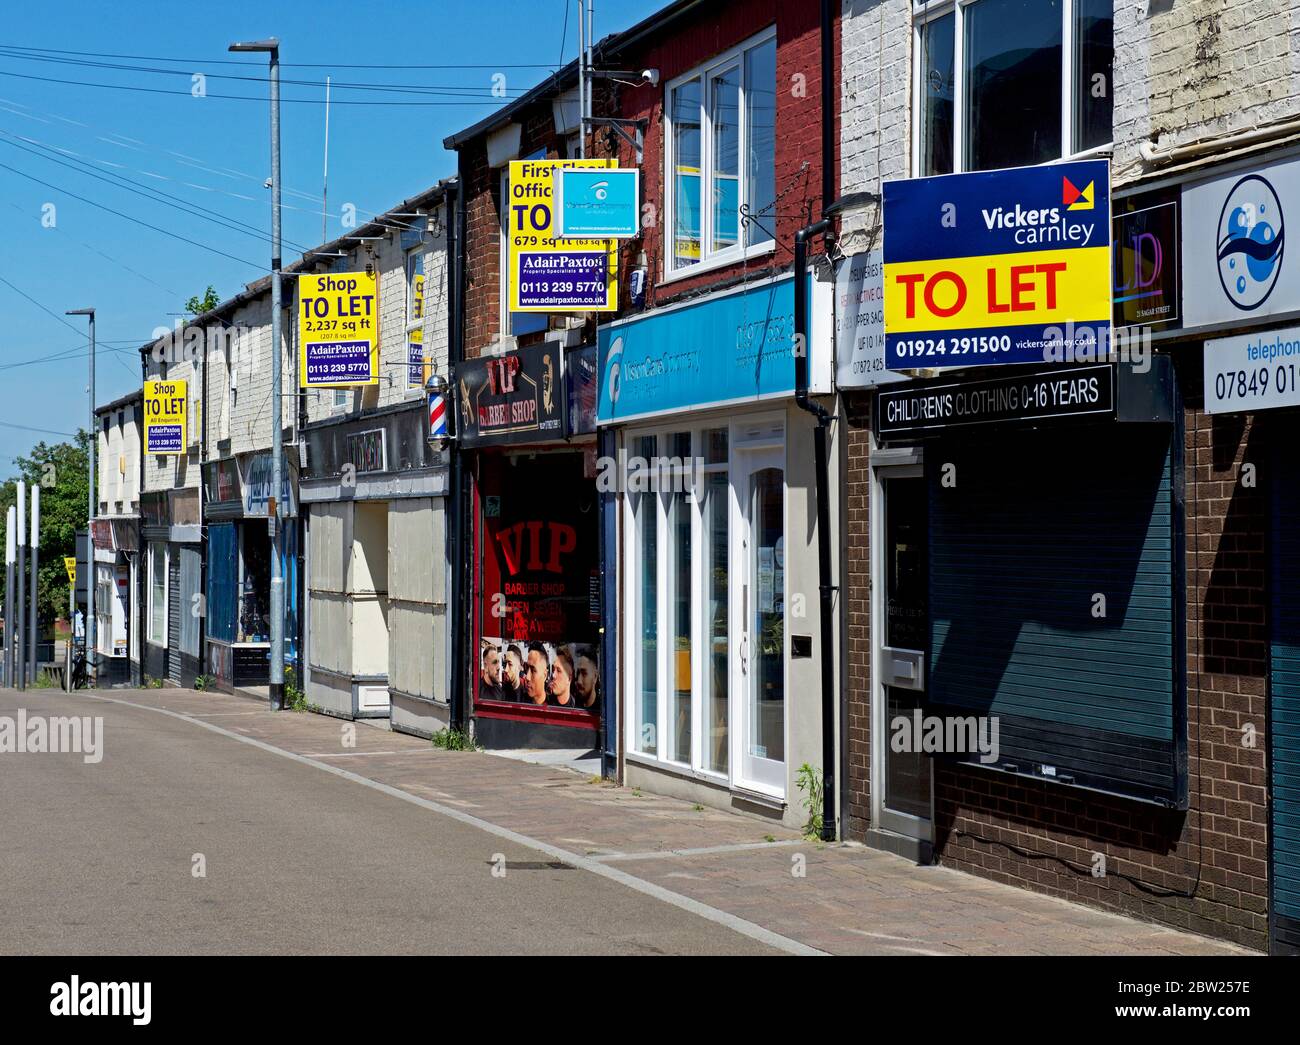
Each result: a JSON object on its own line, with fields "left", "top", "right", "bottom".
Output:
{"left": 426, "top": 371, "right": 450, "bottom": 444}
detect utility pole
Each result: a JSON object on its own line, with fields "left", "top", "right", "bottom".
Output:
{"left": 29, "top": 485, "right": 39, "bottom": 684}
{"left": 16, "top": 479, "right": 25, "bottom": 690}
{"left": 67, "top": 307, "right": 95, "bottom": 687}
{"left": 4, "top": 506, "right": 14, "bottom": 688}
{"left": 230, "top": 37, "right": 285, "bottom": 711}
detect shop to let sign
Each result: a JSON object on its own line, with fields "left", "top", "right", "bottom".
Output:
{"left": 508, "top": 159, "right": 617, "bottom": 313}
{"left": 406, "top": 271, "right": 425, "bottom": 388}
{"left": 298, "top": 271, "right": 378, "bottom": 387}
{"left": 883, "top": 159, "right": 1112, "bottom": 370}
{"left": 143, "top": 379, "right": 187, "bottom": 453}
{"left": 1203, "top": 325, "right": 1300, "bottom": 414}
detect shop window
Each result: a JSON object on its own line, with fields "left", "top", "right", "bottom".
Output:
{"left": 627, "top": 425, "right": 753, "bottom": 781}
{"left": 475, "top": 453, "right": 602, "bottom": 722}
{"left": 666, "top": 30, "right": 776, "bottom": 274}
{"left": 148, "top": 543, "right": 168, "bottom": 646}
{"left": 915, "top": 0, "right": 1112, "bottom": 175}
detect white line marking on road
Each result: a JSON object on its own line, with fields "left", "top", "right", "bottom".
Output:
{"left": 78, "top": 693, "right": 825, "bottom": 957}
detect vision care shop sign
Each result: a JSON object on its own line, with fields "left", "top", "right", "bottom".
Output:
{"left": 508, "top": 159, "right": 618, "bottom": 312}
{"left": 298, "top": 270, "right": 378, "bottom": 387}
{"left": 875, "top": 364, "right": 1115, "bottom": 438}
{"left": 1204, "top": 325, "right": 1300, "bottom": 414}
{"left": 454, "top": 343, "right": 566, "bottom": 447}
{"left": 883, "top": 159, "right": 1112, "bottom": 370}
{"left": 143, "top": 379, "right": 187, "bottom": 453}
{"left": 1182, "top": 154, "right": 1300, "bottom": 330}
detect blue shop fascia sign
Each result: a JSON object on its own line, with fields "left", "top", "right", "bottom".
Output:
{"left": 597, "top": 273, "right": 814, "bottom": 425}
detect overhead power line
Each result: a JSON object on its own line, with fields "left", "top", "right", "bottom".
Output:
{"left": 0, "top": 67, "right": 522, "bottom": 107}
{"left": 0, "top": 44, "right": 562, "bottom": 70}
{"left": 0, "top": 159, "right": 264, "bottom": 269}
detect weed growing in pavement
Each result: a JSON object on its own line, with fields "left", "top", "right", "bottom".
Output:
{"left": 192, "top": 674, "right": 213, "bottom": 691}
{"left": 431, "top": 727, "right": 478, "bottom": 752}
{"left": 797, "top": 762, "right": 824, "bottom": 840}
{"left": 32, "top": 670, "right": 60, "bottom": 690}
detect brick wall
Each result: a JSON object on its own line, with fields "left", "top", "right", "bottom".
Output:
{"left": 611, "top": 0, "right": 833, "bottom": 307}
{"left": 843, "top": 401, "right": 874, "bottom": 839}
{"left": 931, "top": 355, "right": 1270, "bottom": 951}
{"left": 303, "top": 201, "right": 449, "bottom": 424}
{"left": 1112, "top": 0, "right": 1300, "bottom": 184}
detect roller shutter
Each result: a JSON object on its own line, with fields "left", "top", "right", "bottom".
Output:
{"left": 927, "top": 422, "right": 1185, "bottom": 806}
{"left": 1271, "top": 414, "right": 1300, "bottom": 954}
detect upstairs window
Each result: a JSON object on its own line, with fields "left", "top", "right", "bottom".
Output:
{"left": 665, "top": 30, "right": 776, "bottom": 274}
{"left": 915, "top": 0, "right": 1113, "bottom": 176}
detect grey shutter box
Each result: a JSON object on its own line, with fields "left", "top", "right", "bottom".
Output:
{"left": 167, "top": 549, "right": 182, "bottom": 683}
{"left": 927, "top": 423, "right": 1185, "bottom": 806}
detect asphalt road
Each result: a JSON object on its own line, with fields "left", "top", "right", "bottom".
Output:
{"left": 0, "top": 687, "right": 774, "bottom": 955}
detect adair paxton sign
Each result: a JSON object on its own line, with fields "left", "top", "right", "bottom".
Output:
{"left": 875, "top": 364, "right": 1115, "bottom": 438}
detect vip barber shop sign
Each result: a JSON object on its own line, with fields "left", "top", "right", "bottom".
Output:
{"left": 883, "top": 160, "right": 1112, "bottom": 370}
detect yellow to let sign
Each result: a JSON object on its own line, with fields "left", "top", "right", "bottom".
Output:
{"left": 298, "top": 270, "right": 379, "bottom": 387}
{"left": 64, "top": 557, "right": 76, "bottom": 584}
{"left": 508, "top": 159, "right": 617, "bottom": 313}
{"left": 143, "top": 379, "right": 188, "bottom": 454}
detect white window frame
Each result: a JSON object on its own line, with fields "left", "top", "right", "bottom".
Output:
{"left": 910, "top": 0, "right": 1114, "bottom": 178}
{"left": 621, "top": 415, "right": 786, "bottom": 793}
{"left": 662, "top": 27, "right": 777, "bottom": 284}
{"left": 147, "top": 542, "right": 169, "bottom": 647}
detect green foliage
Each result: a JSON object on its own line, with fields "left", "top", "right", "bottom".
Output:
{"left": 185, "top": 286, "right": 221, "bottom": 316}
{"left": 33, "top": 670, "right": 60, "bottom": 689}
{"left": 0, "top": 431, "right": 90, "bottom": 635}
{"left": 193, "top": 674, "right": 213, "bottom": 691}
{"left": 796, "top": 762, "right": 824, "bottom": 840}
{"left": 147, "top": 677, "right": 164, "bottom": 689}
{"left": 431, "top": 727, "right": 477, "bottom": 752}
{"left": 283, "top": 665, "right": 312, "bottom": 711}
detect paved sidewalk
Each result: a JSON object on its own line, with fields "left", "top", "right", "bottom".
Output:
{"left": 71, "top": 686, "right": 1253, "bottom": 956}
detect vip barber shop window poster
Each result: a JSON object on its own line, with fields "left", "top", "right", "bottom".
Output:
{"left": 477, "top": 454, "right": 600, "bottom": 717}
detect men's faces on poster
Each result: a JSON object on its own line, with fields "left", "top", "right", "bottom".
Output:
{"left": 479, "top": 638, "right": 600, "bottom": 713}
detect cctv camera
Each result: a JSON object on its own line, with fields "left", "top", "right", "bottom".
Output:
{"left": 642, "top": 68, "right": 660, "bottom": 87}
{"left": 263, "top": 177, "right": 272, "bottom": 188}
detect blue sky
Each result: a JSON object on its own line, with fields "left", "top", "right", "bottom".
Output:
{"left": 0, "top": 0, "right": 662, "bottom": 469}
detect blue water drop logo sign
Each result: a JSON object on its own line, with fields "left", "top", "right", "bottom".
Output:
{"left": 1216, "top": 174, "right": 1285, "bottom": 311}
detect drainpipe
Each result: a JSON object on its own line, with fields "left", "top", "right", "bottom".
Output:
{"left": 787, "top": 0, "right": 842, "bottom": 843}
{"left": 793, "top": 220, "right": 836, "bottom": 842}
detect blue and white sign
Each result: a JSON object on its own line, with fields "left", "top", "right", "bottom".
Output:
{"left": 1183, "top": 155, "right": 1300, "bottom": 330}
{"left": 556, "top": 168, "right": 640, "bottom": 239}
{"left": 1203, "top": 324, "right": 1300, "bottom": 414}
{"left": 596, "top": 273, "right": 831, "bottom": 425}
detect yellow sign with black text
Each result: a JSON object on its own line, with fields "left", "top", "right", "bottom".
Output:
{"left": 143, "top": 379, "right": 187, "bottom": 454}
{"left": 298, "top": 270, "right": 379, "bottom": 387}
{"left": 507, "top": 159, "right": 617, "bottom": 313}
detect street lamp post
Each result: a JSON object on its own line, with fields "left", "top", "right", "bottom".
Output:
{"left": 229, "top": 37, "right": 284, "bottom": 710}
{"left": 67, "top": 308, "right": 95, "bottom": 686}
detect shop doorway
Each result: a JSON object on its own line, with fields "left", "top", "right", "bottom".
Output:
{"left": 733, "top": 440, "right": 786, "bottom": 797}
{"left": 872, "top": 453, "right": 932, "bottom": 845}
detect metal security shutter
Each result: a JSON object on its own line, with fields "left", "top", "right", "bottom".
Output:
{"left": 167, "top": 549, "right": 181, "bottom": 683}
{"left": 179, "top": 547, "right": 202, "bottom": 659}
{"left": 928, "top": 423, "right": 1184, "bottom": 806}
{"left": 1271, "top": 415, "right": 1300, "bottom": 954}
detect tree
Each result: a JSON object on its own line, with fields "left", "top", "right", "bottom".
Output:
{"left": 185, "top": 285, "right": 221, "bottom": 316}
{"left": 0, "top": 431, "right": 90, "bottom": 633}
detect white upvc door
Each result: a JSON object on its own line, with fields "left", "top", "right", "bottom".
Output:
{"left": 731, "top": 440, "right": 786, "bottom": 797}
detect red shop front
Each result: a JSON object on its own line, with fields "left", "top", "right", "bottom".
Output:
{"left": 458, "top": 344, "right": 602, "bottom": 750}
